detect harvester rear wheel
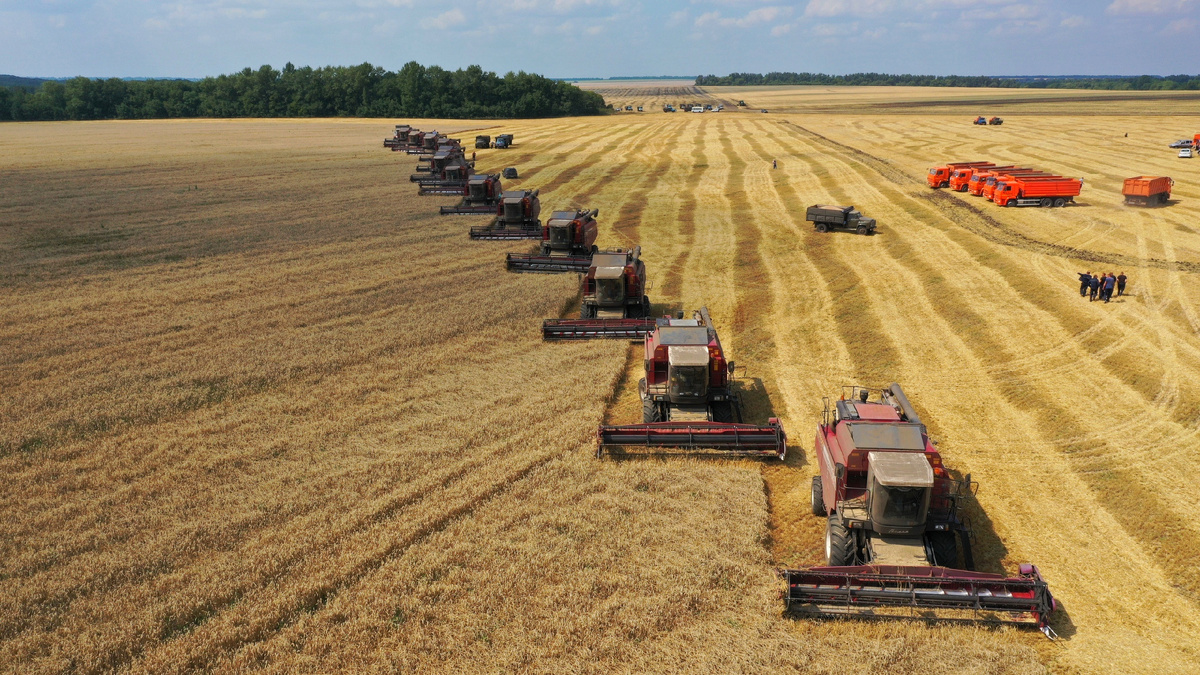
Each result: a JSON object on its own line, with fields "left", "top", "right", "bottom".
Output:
{"left": 825, "top": 516, "right": 854, "bottom": 566}
{"left": 810, "top": 476, "right": 826, "bottom": 516}
{"left": 815, "top": 223, "right": 829, "bottom": 233}
{"left": 929, "top": 532, "right": 958, "bottom": 568}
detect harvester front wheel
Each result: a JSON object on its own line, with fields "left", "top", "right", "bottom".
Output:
{"left": 825, "top": 516, "right": 854, "bottom": 566}
{"left": 642, "top": 394, "right": 663, "bottom": 423}
{"left": 711, "top": 401, "right": 734, "bottom": 423}
{"left": 929, "top": 532, "right": 958, "bottom": 568}
{"left": 810, "top": 476, "right": 826, "bottom": 516}
{"left": 580, "top": 304, "right": 596, "bottom": 319}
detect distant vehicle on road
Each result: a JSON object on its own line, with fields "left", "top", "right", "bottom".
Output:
{"left": 691, "top": 106, "right": 703, "bottom": 113}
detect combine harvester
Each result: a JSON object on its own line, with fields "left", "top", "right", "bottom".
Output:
{"left": 505, "top": 208, "right": 599, "bottom": 273}
{"left": 405, "top": 131, "right": 443, "bottom": 155}
{"left": 469, "top": 190, "right": 543, "bottom": 239}
{"left": 596, "top": 308, "right": 787, "bottom": 460}
{"left": 781, "top": 384, "right": 1056, "bottom": 635}
{"left": 542, "top": 247, "right": 655, "bottom": 341}
{"left": 384, "top": 125, "right": 414, "bottom": 150}
{"left": 992, "top": 176, "right": 1082, "bottom": 207}
{"left": 414, "top": 162, "right": 473, "bottom": 195}
{"left": 412, "top": 148, "right": 472, "bottom": 177}
{"left": 438, "top": 175, "right": 504, "bottom": 214}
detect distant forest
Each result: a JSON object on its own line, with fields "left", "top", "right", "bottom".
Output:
{"left": 0, "top": 63, "right": 608, "bottom": 121}
{"left": 695, "top": 72, "right": 1200, "bottom": 90}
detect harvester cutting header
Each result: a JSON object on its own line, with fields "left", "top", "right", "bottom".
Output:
{"left": 781, "top": 384, "right": 1056, "bottom": 633}
{"left": 597, "top": 308, "right": 787, "bottom": 460}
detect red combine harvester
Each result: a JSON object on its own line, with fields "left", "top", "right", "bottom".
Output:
{"left": 992, "top": 176, "right": 1082, "bottom": 207}
{"left": 439, "top": 174, "right": 503, "bottom": 215}
{"left": 542, "top": 247, "right": 654, "bottom": 341}
{"left": 505, "top": 208, "right": 599, "bottom": 273}
{"left": 927, "top": 161, "right": 992, "bottom": 188}
{"left": 781, "top": 384, "right": 1056, "bottom": 634}
{"left": 384, "top": 125, "right": 413, "bottom": 150}
{"left": 405, "top": 131, "right": 445, "bottom": 155}
{"left": 415, "top": 162, "right": 473, "bottom": 195}
{"left": 596, "top": 308, "right": 787, "bottom": 459}
{"left": 469, "top": 190, "right": 543, "bottom": 240}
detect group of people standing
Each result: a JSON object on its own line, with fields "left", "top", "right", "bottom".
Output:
{"left": 1077, "top": 271, "right": 1126, "bottom": 302}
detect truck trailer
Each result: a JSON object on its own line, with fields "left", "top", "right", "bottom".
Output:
{"left": 1122, "top": 176, "right": 1173, "bottom": 206}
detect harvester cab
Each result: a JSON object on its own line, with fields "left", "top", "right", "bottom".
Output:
{"left": 385, "top": 124, "right": 412, "bottom": 149}
{"left": 541, "top": 247, "right": 656, "bottom": 341}
{"left": 582, "top": 247, "right": 650, "bottom": 319}
{"left": 781, "top": 383, "right": 1057, "bottom": 632}
{"left": 542, "top": 209, "right": 599, "bottom": 257}
{"left": 505, "top": 208, "right": 599, "bottom": 272}
{"left": 595, "top": 307, "right": 786, "bottom": 459}
{"left": 468, "top": 189, "right": 542, "bottom": 239}
{"left": 438, "top": 175, "right": 504, "bottom": 215}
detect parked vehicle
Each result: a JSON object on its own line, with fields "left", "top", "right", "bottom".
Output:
{"left": 1179, "top": 148, "right": 1193, "bottom": 159}
{"left": 1169, "top": 140, "right": 1192, "bottom": 148}
{"left": 1122, "top": 176, "right": 1173, "bottom": 206}
{"left": 691, "top": 106, "right": 703, "bottom": 113}
{"left": 806, "top": 205, "right": 876, "bottom": 235}
{"left": 992, "top": 177, "right": 1083, "bottom": 207}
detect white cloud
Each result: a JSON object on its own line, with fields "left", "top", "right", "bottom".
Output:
{"left": 1108, "top": 0, "right": 1196, "bottom": 13}
{"left": 420, "top": 8, "right": 465, "bottom": 29}
{"left": 1060, "top": 15, "right": 1085, "bottom": 28}
{"left": 804, "top": 0, "right": 894, "bottom": 17}
{"left": 1163, "top": 16, "right": 1198, "bottom": 31}
{"left": 695, "top": 6, "right": 789, "bottom": 28}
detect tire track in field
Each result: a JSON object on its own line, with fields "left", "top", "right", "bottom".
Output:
{"left": 659, "top": 118, "right": 709, "bottom": 298}
{"left": 787, "top": 122, "right": 1200, "bottom": 608}
{"left": 779, "top": 120, "right": 1200, "bottom": 274}
{"left": 607, "top": 119, "right": 687, "bottom": 250}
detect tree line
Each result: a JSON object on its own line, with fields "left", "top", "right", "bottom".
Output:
{"left": 695, "top": 72, "right": 1200, "bottom": 90}
{"left": 0, "top": 62, "right": 608, "bottom": 121}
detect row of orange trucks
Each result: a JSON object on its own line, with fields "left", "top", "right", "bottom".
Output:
{"left": 929, "top": 160, "right": 1174, "bottom": 208}
{"left": 927, "top": 161, "right": 1084, "bottom": 207}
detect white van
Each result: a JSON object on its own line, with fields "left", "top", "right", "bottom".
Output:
{"left": 691, "top": 106, "right": 703, "bottom": 113}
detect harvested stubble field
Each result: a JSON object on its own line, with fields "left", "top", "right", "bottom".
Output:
{"left": 1, "top": 85, "right": 1198, "bottom": 674}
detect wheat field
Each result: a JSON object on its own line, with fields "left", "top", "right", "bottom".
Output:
{"left": 2, "top": 86, "right": 1199, "bottom": 674}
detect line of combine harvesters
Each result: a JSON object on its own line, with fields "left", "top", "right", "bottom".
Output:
{"left": 385, "top": 124, "right": 1059, "bottom": 636}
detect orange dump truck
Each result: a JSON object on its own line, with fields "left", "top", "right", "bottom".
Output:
{"left": 927, "top": 161, "right": 992, "bottom": 189}
{"left": 968, "top": 167, "right": 1033, "bottom": 195}
{"left": 1123, "top": 176, "right": 1173, "bottom": 206}
{"left": 950, "top": 164, "right": 1018, "bottom": 192}
{"left": 992, "top": 177, "right": 1083, "bottom": 207}
{"left": 981, "top": 171, "right": 1056, "bottom": 200}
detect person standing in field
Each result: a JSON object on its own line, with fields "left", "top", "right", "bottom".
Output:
{"left": 1103, "top": 273, "right": 1116, "bottom": 303}
{"left": 1117, "top": 272, "right": 1127, "bottom": 296}
{"left": 772, "top": 159, "right": 777, "bottom": 169}
{"left": 1077, "top": 271, "right": 1092, "bottom": 297}
{"left": 1089, "top": 274, "right": 1101, "bottom": 301}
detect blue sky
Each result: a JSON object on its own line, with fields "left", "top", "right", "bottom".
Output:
{"left": 2, "top": 0, "right": 1197, "bottom": 78}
